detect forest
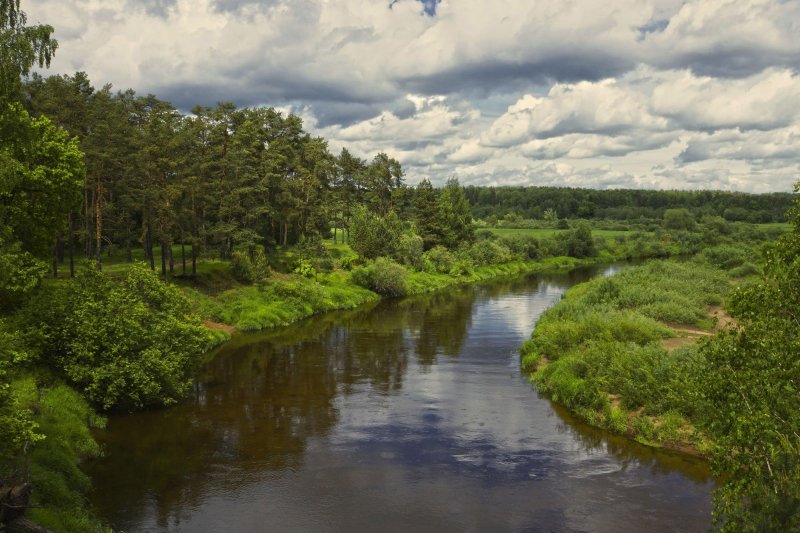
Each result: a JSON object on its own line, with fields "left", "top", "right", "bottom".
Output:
{"left": 1, "top": 0, "right": 798, "bottom": 531}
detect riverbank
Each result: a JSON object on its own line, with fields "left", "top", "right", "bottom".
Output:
{"left": 186, "top": 256, "right": 603, "bottom": 335}
{"left": 520, "top": 259, "right": 733, "bottom": 454}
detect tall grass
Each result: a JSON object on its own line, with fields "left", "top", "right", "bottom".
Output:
{"left": 521, "top": 260, "right": 729, "bottom": 450}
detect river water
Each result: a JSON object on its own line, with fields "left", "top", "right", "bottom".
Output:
{"left": 86, "top": 265, "right": 713, "bottom": 532}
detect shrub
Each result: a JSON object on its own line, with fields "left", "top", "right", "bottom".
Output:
{"left": 292, "top": 258, "right": 316, "bottom": 278}
{"left": 423, "top": 245, "right": 455, "bottom": 274}
{"left": 31, "top": 264, "right": 214, "bottom": 411}
{"left": 231, "top": 248, "right": 270, "bottom": 283}
{"left": 449, "top": 259, "right": 474, "bottom": 277}
{"left": 565, "top": 222, "right": 597, "bottom": 258}
{"left": 698, "top": 245, "right": 749, "bottom": 270}
{"left": 351, "top": 258, "right": 409, "bottom": 297}
{"left": 468, "top": 239, "right": 512, "bottom": 266}
{"left": 394, "top": 232, "right": 424, "bottom": 269}
{"left": 296, "top": 235, "right": 334, "bottom": 272}
{"left": 500, "top": 235, "right": 540, "bottom": 260}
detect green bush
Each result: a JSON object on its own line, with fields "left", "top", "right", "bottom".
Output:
{"left": 448, "top": 259, "right": 474, "bottom": 277}
{"left": 230, "top": 248, "right": 270, "bottom": 283}
{"left": 468, "top": 239, "right": 512, "bottom": 266}
{"left": 698, "top": 245, "right": 749, "bottom": 270}
{"left": 296, "top": 236, "right": 334, "bottom": 272}
{"left": 423, "top": 245, "right": 455, "bottom": 274}
{"left": 500, "top": 235, "right": 540, "bottom": 260}
{"left": 351, "top": 258, "right": 409, "bottom": 297}
{"left": 394, "top": 231, "right": 424, "bottom": 269}
{"left": 31, "top": 264, "right": 215, "bottom": 411}
{"left": 292, "top": 258, "right": 317, "bottom": 278}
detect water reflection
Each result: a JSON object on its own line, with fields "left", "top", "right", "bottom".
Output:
{"left": 87, "top": 265, "right": 712, "bottom": 532}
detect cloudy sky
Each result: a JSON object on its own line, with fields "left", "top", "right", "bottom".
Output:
{"left": 26, "top": 0, "right": 800, "bottom": 192}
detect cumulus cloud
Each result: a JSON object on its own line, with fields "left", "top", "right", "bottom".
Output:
{"left": 24, "top": 0, "right": 800, "bottom": 192}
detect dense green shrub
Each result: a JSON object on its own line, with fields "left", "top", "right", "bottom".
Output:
{"left": 394, "top": 231, "right": 424, "bottom": 269}
{"left": 230, "top": 248, "right": 270, "bottom": 283}
{"left": 296, "top": 236, "right": 334, "bottom": 272}
{"left": 468, "top": 239, "right": 512, "bottom": 266}
{"left": 351, "top": 258, "right": 409, "bottom": 297}
{"left": 500, "top": 235, "right": 540, "bottom": 260}
{"left": 663, "top": 208, "right": 696, "bottom": 231}
{"left": 349, "top": 205, "right": 402, "bottom": 259}
{"left": 697, "top": 244, "right": 749, "bottom": 270}
{"left": 565, "top": 223, "right": 597, "bottom": 258}
{"left": 423, "top": 245, "right": 456, "bottom": 274}
{"left": 31, "top": 264, "right": 214, "bottom": 411}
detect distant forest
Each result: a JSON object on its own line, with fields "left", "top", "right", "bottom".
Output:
{"left": 465, "top": 186, "right": 794, "bottom": 223}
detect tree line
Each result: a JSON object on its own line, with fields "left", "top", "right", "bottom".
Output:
{"left": 465, "top": 185, "right": 794, "bottom": 223}
{"left": 22, "top": 72, "right": 416, "bottom": 276}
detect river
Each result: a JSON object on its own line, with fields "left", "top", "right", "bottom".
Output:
{"left": 85, "top": 265, "right": 713, "bottom": 532}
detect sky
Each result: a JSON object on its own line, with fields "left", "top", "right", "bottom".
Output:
{"left": 25, "top": 0, "right": 800, "bottom": 192}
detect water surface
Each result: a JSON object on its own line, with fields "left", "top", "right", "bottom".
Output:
{"left": 87, "top": 266, "right": 712, "bottom": 532}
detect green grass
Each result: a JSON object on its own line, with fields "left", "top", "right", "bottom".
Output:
{"left": 521, "top": 260, "right": 730, "bottom": 451}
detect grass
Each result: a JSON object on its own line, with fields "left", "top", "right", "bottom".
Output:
{"left": 520, "top": 260, "right": 730, "bottom": 452}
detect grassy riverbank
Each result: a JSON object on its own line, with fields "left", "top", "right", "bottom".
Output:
{"left": 520, "top": 259, "right": 734, "bottom": 452}
{"left": 184, "top": 256, "right": 596, "bottom": 332}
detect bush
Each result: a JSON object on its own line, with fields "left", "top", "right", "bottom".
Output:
{"left": 230, "top": 248, "right": 270, "bottom": 283}
{"left": 351, "top": 258, "right": 409, "bottom": 297}
{"left": 394, "top": 232, "right": 424, "bottom": 269}
{"left": 31, "top": 264, "right": 214, "bottom": 411}
{"left": 296, "top": 236, "right": 334, "bottom": 272}
{"left": 468, "top": 239, "right": 512, "bottom": 266}
{"left": 565, "top": 223, "right": 597, "bottom": 258}
{"left": 292, "top": 258, "right": 316, "bottom": 278}
{"left": 448, "top": 259, "right": 474, "bottom": 277}
{"left": 423, "top": 245, "right": 455, "bottom": 274}
{"left": 500, "top": 235, "right": 540, "bottom": 260}
{"left": 698, "top": 245, "right": 749, "bottom": 270}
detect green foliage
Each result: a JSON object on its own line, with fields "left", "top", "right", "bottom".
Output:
{"left": 296, "top": 236, "right": 334, "bottom": 272}
{"left": 663, "top": 208, "right": 696, "bottom": 231}
{"left": 32, "top": 264, "right": 214, "bottom": 411}
{"left": 0, "top": 235, "right": 47, "bottom": 310}
{"left": 394, "top": 231, "right": 424, "bottom": 269}
{"left": 436, "top": 178, "right": 475, "bottom": 248}
{"left": 230, "top": 249, "right": 271, "bottom": 284}
{"left": 697, "top": 244, "right": 749, "bottom": 270}
{"left": 564, "top": 222, "right": 597, "bottom": 258}
{"left": 0, "top": 0, "right": 58, "bottom": 106}
{"left": 468, "top": 239, "right": 512, "bottom": 266}
{"left": 0, "top": 104, "right": 83, "bottom": 256}
{"left": 292, "top": 258, "right": 317, "bottom": 278}
{"left": 422, "top": 245, "right": 456, "bottom": 274}
{"left": 0, "top": 325, "right": 41, "bottom": 484}
{"left": 522, "top": 260, "right": 730, "bottom": 448}
{"left": 11, "top": 380, "right": 110, "bottom": 533}
{"left": 349, "top": 204, "right": 403, "bottom": 259}
{"left": 694, "top": 212, "right": 800, "bottom": 531}
{"left": 351, "top": 257, "right": 409, "bottom": 297}
{"left": 499, "top": 235, "right": 540, "bottom": 260}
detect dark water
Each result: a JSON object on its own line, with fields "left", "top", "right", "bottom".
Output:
{"left": 86, "top": 265, "right": 713, "bottom": 532}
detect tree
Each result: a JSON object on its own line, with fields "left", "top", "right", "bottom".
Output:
{"left": 412, "top": 178, "right": 442, "bottom": 250}
{"left": 436, "top": 178, "right": 474, "bottom": 248}
{"left": 363, "top": 152, "right": 403, "bottom": 215}
{"left": 34, "top": 264, "right": 214, "bottom": 411}
{"left": 663, "top": 208, "right": 696, "bottom": 231}
{"left": 565, "top": 222, "right": 597, "bottom": 258}
{"left": 349, "top": 204, "right": 402, "bottom": 259}
{"left": 0, "top": 0, "right": 57, "bottom": 106}
{"left": 696, "top": 184, "right": 800, "bottom": 531}
{"left": 0, "top": 104, "right": 83, "bottom": 257}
